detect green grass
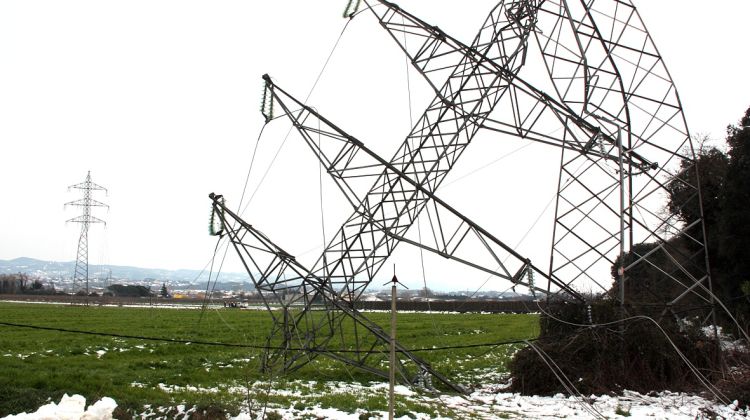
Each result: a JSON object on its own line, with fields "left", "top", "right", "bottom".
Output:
{"left": 0, "top": 302, "right": 539, "bottom": 417}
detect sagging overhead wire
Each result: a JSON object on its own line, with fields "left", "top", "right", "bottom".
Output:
{"left": 399, "top": 11, "right": 440, "bottom": 333}
{"left": 441, "top": 142, "right": 535, "bottom": 189}
{"left": 203, "top": 11, "right": 363, "bottom": 334}
{"left": 317, "top": 113, "right": 329, "bottom": 278}
{"left": 200, "top": 9, "right": 364, "bottom": 302}
{"left": 452, "top": 143, "right": 587, "bottom": 308}
{"left": 239, "top": 15, "right": 357, "bottom": 219}
{"left": 199, "top": 7, "right": 360, "bottom": 317}
{"left": 0, "top": 320, "right": 534, "bottom": 354}
{"left": 524, "top": 339, "right": 607, "bottom": 420}
{"left": 198, "top": 102, "right": 270, "bottom": 325}
{"left": 532, "top": 301, "right": 732, "bottom": 405}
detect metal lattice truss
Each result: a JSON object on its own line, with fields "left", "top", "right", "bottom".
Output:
{"left": 66, "top": 171, "right": 108, "bottom": 293}
{"left": 211, "top": 0, "right": 712, "bottom": 390}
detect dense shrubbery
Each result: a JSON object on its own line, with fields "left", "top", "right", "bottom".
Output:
{"left": 106, "top": 284, "right": 154, "bottom": 297}
{"left": 607, "top": 108, "right": 750, "bottom": 330}
{"left": 509, "top": 300, "right": 720, "bottom": 394}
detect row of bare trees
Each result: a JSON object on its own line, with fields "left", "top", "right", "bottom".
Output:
{"left": 0, "top": 273, "right": 49, "bottom": 294}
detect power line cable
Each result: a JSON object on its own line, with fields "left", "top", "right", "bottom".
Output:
{"left": 524, "top": 339, "right": 607, "bottom": 419}
{"left": 0, "top": 320, "right": 534, "bottom": 354}
{"left": 239, "top": 18, "right": 354, "bottom": 218}
{"left": 236, "top": 123, "right": 269, "bottom": 215}
{"left": 441, "top": 142, "right": 534, "bottom": 189}
{"left": 399, "top": 13, "right": 440, "bottom": 334}
{"left": 199, "top": 123, "right": 269, "bottom": 325}
{"left": 453, "top": 154, "right": 592, "bottom": 309}
{"left": 185, "top": 125, "right": 272, "bottom": 318}
{"left": 316, "top": 111, "right": 329, "bottom": 277}
{"left": 198, "top": 238, "right": 224, "bottom": 325}
{"left": 225, "top": 15, "right": 362, "bottom": 400}
{"left": 532, "top": 301, "right": 731, "bottom": 405}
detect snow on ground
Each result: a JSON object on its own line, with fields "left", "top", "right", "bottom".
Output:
{"left": 455, "top": 388, "right": 749, "bottom": 419}
{"left": 1, "top": 394, "right": 117, "bottom": 420}
{"left": 702, "top": 325, "right": 748, "bottom": 352}
{"left": 225, "top": 381, "right": 749, "bottom": 420}
{"left": 2, "top": 384, "right": 747, "bottom": 419}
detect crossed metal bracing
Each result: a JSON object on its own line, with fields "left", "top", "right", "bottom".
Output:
{"left": 66, "top": 171, "right": 108, "bottom": 294}
{"left": 532, "top": 0, "right": 708, "bottom": 301}
{"left": 213, "top": 0, "right": 712, "bottom": 390}
{"left": 210, "top": 193, "right": 464, "bottom": 392}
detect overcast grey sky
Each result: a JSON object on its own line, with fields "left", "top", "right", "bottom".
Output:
{"left": 1, "top": 1, "right": 748, "bottom": 291}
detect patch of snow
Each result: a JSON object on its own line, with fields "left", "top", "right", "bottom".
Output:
{"left": 81, "top": 398, "right": 117, "bottom": 420}
{"left": 156, "top": 383, "right": 220, "bottom": 394}
{"left": 12, "top": 377, "right": 741, "bottom": 420}
{"left": 223, "top": 379, "right": 748, "bottom": 420}
{"left": 702, "top": 325, "right": 748, "bottom": 352}
{"left": 1, "top": 394, "right": 117, "bottom": 420}
{"left": 229, "top": 405, "right": 421, "bottom": 420}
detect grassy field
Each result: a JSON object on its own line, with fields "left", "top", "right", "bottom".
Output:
{"left": 0, "top": 302, "right": 539, "bottom": 418}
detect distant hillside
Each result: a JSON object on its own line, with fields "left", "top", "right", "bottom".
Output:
{"left": 0, "top": 257, "right": 250, "bottom": 286}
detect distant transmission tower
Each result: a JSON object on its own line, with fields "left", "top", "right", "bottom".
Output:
{"left": 66, "top": 171, "right": 107, "bottom": 295}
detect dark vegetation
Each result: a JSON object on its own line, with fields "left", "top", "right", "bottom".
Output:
{"left": 509, "top": 301, "right": 724, "bottom": 393}
{"left": 510, "top": 107, "right": 750, "bottom": 403}
{"left": 0, "top": 273, "right": 56, "bottom": 295}
{"left": 106, "top": 284, "right": 154, "bottom": 297}
{"left": 160, "top": 282, "right": 170, "bottom": 298}
{"left": 0, "top": 277, "right": 157, "bottom": 298}
{"left": 605, "top": 107, "right": 750, "bottom": 328}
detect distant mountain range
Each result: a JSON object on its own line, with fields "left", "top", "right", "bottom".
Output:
{"left": 0, "top": 257, "right": 532, "bottom": 297}
{"left": 0, "top": 257, "right": 250, "bottom": 286}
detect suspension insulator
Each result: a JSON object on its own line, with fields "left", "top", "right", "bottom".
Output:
{"left": 597, "top": 133, "right": 606, "bottom": 156}
{"left": 208, "top": 197, "right": 225, "bottom": 236}
{"left": 260, "top": 80, "right": 274, "bottom": 122}
{"left": 526, "top": 265, "right": 536, "bottom": 298}
{"left": 342, "top": 0, "right": 361, "bottom": 18}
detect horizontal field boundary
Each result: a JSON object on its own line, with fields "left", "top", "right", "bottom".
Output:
{"left": 0, "top": 320, "right": 536, "bottom": 353}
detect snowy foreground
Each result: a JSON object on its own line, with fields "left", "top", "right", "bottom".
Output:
{"left": 1, "top": 394, "right": 117, "bottom": 420}
{"left": 2, "top": 383, "right": 748, "bottom": 420}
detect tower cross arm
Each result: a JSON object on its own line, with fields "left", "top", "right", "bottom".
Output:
{"left": 64, "top": 198, "right": 109, "bottom": 208}
{"left": 68, "top": 181, "right": 107, "bottom": 192}
{"left": 365, "top": 0, "right": 538, "bottom": 102}
{"left": 66, "top": 215, "right": 107, "bottom": 225}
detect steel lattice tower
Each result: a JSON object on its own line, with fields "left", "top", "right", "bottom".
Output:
{"left": 66, "top": 171, "right": 108, "bottom": 295}
{"left": 210, "top": 0, "right": 717, "bottom": 391}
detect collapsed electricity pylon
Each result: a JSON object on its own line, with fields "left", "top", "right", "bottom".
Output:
{"left": 66, "top": 171, "right": 108, "bottom": 295}
{"left": 213, "top": 0, "right": 714, "bottom": 390}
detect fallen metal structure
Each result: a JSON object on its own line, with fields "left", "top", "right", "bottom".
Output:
{"left": 210, "top": 0, "right": 713, "bottom": 392}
